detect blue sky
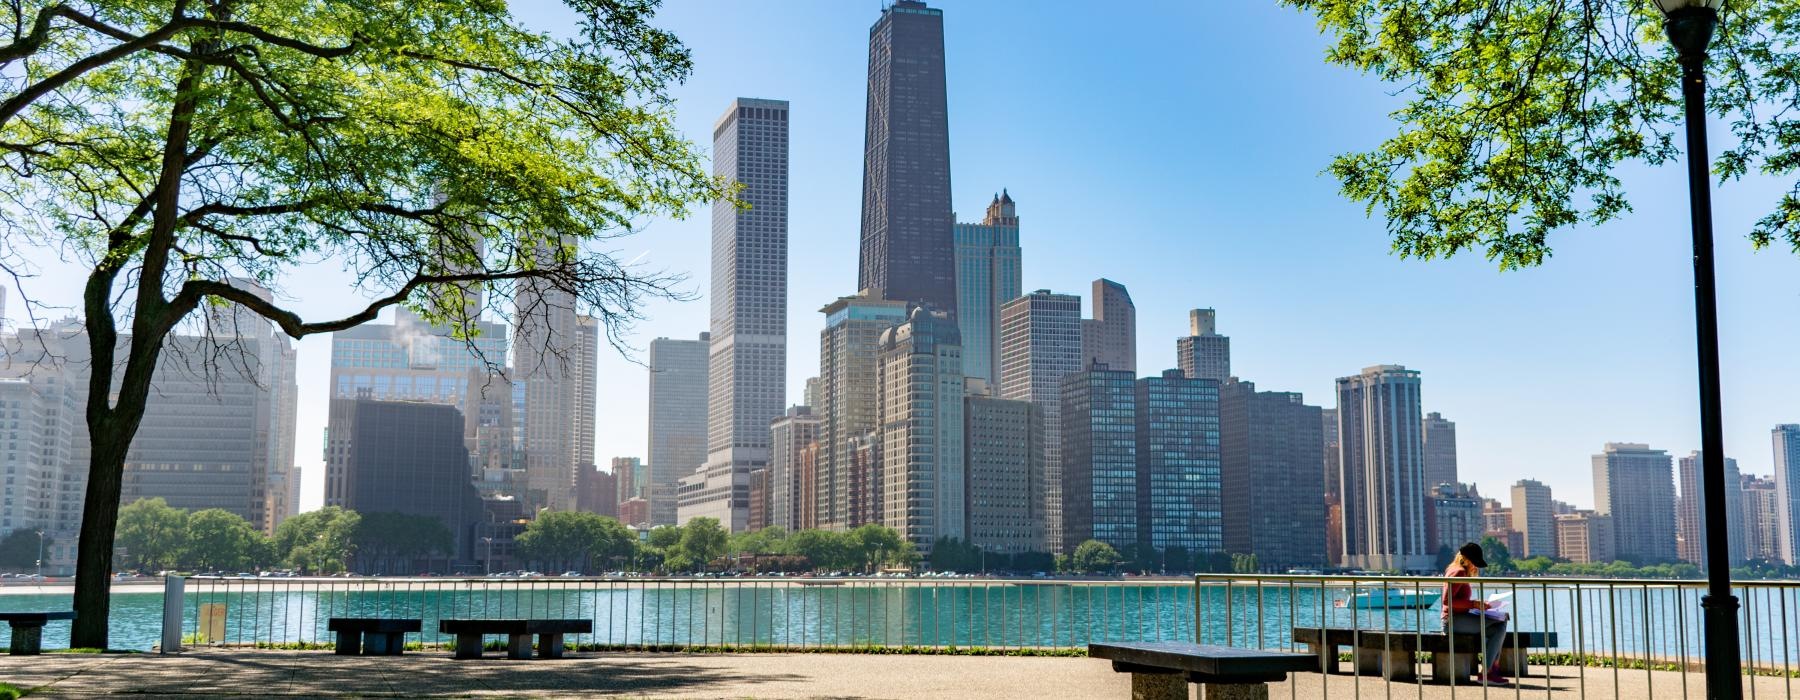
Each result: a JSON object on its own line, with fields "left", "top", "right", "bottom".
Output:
{"left": 8, "top": 1, "right": 1795, "bottom": 513}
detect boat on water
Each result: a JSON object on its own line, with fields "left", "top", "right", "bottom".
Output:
{"left": 1338, "top": 588, "right": 1443, "bottom": 610}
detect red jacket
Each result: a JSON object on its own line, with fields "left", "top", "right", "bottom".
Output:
{"left": 1442, "top": 564, "right": 1478, "bottom": 620}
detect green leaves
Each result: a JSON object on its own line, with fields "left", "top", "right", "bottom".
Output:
{"left": 1283, "top": 0, "right": 1800, "bottom": 265}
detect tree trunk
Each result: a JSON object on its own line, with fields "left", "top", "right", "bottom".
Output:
{"left": 69, "top": 424, "right": 133, "bottom": 648}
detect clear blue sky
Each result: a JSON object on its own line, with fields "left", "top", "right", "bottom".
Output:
{"left": 7, "top": 1, "right": 1795, "bottom": 513}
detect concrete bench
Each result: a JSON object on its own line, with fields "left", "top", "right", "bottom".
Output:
{"left": 1088, "top": 641, "right": 1315, "bottom": 700}
{"left": 326, "top": 617, "right": 422, "bottom": 656}
{"left": 1341, "top": 629, "right": 1560, "bottom": 682}
{"left": 1, "top": 611, "right": 75, "bottom": 655}
{"left": 438, "top": 619, "right": 592, "bottom": 660}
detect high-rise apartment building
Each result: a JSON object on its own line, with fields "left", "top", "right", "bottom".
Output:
{"left": 1422, "top": 412, "right": 1458, "bottom": 488}
{"left": 1676, "top": 451, "right": 1745, "bottom": 567}
{"left": 513, "top": 239, "right": 599, "bottom": 512}
{"left": 1775, "top": 425, "right": 1800, "bottom": 564}
{"left": 1220, "top": 379, "right": 1325, "bottom": 569}
{"left": 1510, "top": 479, "right": 1556, "bottom": 559}
{"left": 998, "top": 290, "right": 1083, "bottom": 552}
{"left": 1743, "top": 474, "right": 1782, "bottom": 563}
{"left": 1321, "top": 406, "right": 1342, "bottom": 567}
{"left": 647, "top": 333, "right": 710, "bottom": 526}
{"left": 1176, "top": 309, "right": 1230, "bottom": 384}
{"left": 953, "top": 192, "right": 1022, "bottom": 386}
{"left": 685, "top": 98, "right": 791, "bottom": 533}
{"left": 1429, "top": 483, "right": 1486, "bottom": 556}
{"left": 1139, "top": 370, "right": 1223, "bottom": 561}
{"left": 1555, "top": 511, "right": 1616, "bottom": 564}
{"left": 1336, "top": 364, "right": 1431, "bottom": 572}
{"left": 859, "top": 0, "right": 954, "bottom": 315}
{"left": 1082, "top": 279, "right": 1136, "bottom": 373}
{"left": 817, "top": 292, "right": 910, "bottom": 530}
{"left": 877, "top": 308, "right": 965, "bottom": 550}
{"left": 1592, "top": 442, "right": 1678, "bottom": 565}
{"left": 964, "top": 385, "right": 1045, "bottom": 555}
{"left": 768, "top": 407, "right": 821, "bottom": 533}
{"left": 1060, "top": 364, "right": 1138, "bottom": 552}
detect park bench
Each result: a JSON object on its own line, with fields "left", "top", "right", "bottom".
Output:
{"left": 1, "top": 611, "right": 74, "bottom": 655}
{"left": 438, "top": 618, "right": 592, "bottom": 660}
{"left": 1088, "top": 641, "right": 1315, "bottom": 700}
{"left": 1320, "top": 628, "right": 1559, "bottom": 682}
{"left": 326, "top": 617, "right": 422, "bottom": 656}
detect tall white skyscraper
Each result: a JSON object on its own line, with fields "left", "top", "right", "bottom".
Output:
{"left": 998, "top": 290, "right": 1083, "bottom": 553}
{"left": 1593, "top": 442, "right": 1677, "bottom": 565}
{"left": 1510, "top": 479, "right": 1555, "bottom": 559}
{"left": 1336, "top": 364, "right": 1431, "bottom": 572}
{"left": 1082, "top": 279, "right": 1135, "bottom": 373}
{"left": 647, "top": 333, "right": 710, "bottom": 527}
{"left": 1676, "top": 451, "right": 1744, "bottom": 567}
{"left": 1176, "top": 308, "right": 1229, "bottom": 384}
{"left": 1422, "top": 412, "right": 1458, "bottom": 488}
{"left": 514, "top": 237, "right": 598, "bottom": 513}
{"left": 877, "top": 307, "right": 965, "bottom": 550}
{"left": 684, "top": 98, "right": 789, "bottom": 531}
{"left": 953, "top": 192, "right": 1022, "bottom": 386}
{"left": 1774, "top": 424, "right": 1800, "bottom": 564}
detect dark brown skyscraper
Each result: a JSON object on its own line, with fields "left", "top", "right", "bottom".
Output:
{"left": 860, "top": 0, "right": 955, "bottom": 315}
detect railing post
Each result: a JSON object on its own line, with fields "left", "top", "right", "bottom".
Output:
{"left": 160, "top": 575, "right": 185, "bottom": 653}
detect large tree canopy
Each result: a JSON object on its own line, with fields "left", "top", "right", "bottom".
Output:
{"left": 1281, "top": 0, "right": 1800, "bottom": 267}
{"left": 0, "top": 0, "right": 722, "bottom": 647}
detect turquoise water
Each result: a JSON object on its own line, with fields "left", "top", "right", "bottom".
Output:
{"left": 5, "top": 579, "right": 1798, "bottom": 669}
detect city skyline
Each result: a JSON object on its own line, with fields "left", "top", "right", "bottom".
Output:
{"left": 0, "top": 1, "right": 1794, "bottom": 517}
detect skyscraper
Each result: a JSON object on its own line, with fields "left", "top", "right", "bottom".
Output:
{"left": 859, "top": 0, "right": 954, "bottom": 315}
{"left": 817, "top": 291, "right": 910, "bottom": 530}
{"left": 768, "top": 407, "right": 821, "bottom": 533}
{"left": 1592, "top": 442, "right": 1677, "bottom": 565}
{"left": 1336, "top": 364, "right": 1431, "bottom": 572}
{"left": 647, "top": 333, "right": 710, "bottom": 526}
{"left": 877, "top": 308, "right": 965, "bottom": 550}
{"left": 613, "top": 457, "right": 647, "bottom": 504}
{"left": 1743, "top": 474, "right": 1782, "bottom": 563}
{"left": 1510, "top": 479, "right": 1555, "bottom": 559}
{"left": 1775, "top": 424, "right": 1800, "bottom": 564}
{"left": 954, "top": 192, "right": 1022, "bottom": 386}
{"left": 1082, "top": 279, "right": 1136, "bottom": 374}
{"left": 1060, "top": 363, "right": 1138, "bottom": 552}
{"left": 1430, "top": 483, "right": 1486, "bottom": 557}
{"left": 1677, "top": 451, "right": 1744, "bottom": 567}
{"left": 1422, "top": 412, "right": 1458, "bottom": 488}
{"left": 1139, "top": 370, "right": 1224, "bottom": 561}
{"left": 1321, "top": 406, "right": 1342, "bottom": 566}
{"left": 513, "top": 239, "right": 598, "bottom": 512}
{"left": 998, "top": 290, "right": 1083, "bottom": 552}
{"left": 1176, "top": 309, "right": 1230, "bottom": 384}
{"left": 1221, "top": 379, "right": 1325, "bottom": 570}
{"left": 687, "top": 98, "right": 791, "bottom": 532}
{"left": 1555, "top": 511, "right": 1615, "bottom": 564}
{"left": 330, "top": 397, "right": 485, "bottom": 569}
{"left": 964, "top": 385, "right": 1045, "bottom": 555}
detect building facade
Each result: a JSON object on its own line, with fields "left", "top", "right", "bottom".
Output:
{"left": 876, "top": 308, "right": 965, "bottom": 550}
{"left": 1336, "top": 365, "right": 1431, "bottom": 572}
{"left": 1176, "top": 309, "right": 1230, "bottom": 384}
{"left": 1220, "top": 379, "right": 1324, "bottom": 570}
{"left": 647, "top": 334, "right": 711, "bottom": 526}
{"left": 1676, "top": 451, "right": 1745, "bottom": 567}
{"left": 1137, "top": 370, "right": 1222, "bottom": 562}
{"left": 513, "top": 241, "right": 599, "bottom": 512}
{"left": 1776, "top": 425, "right": 1800, "bottom": 564}
{"left": 1429, "top": 483, "right": 1486, "bottom": 557}
{"left": 1422, "top": 412, "right": 1458, "bottom": 488}
{"left": 1592, "top": 442, "right": 1678, "bottom": 565}
{"left": 330, "top": 398, "right": 485, "bottom": 569}
{"left": 689, "top": 98, "right": 791, "bottom": 533}
{"left": 1510, "top": 479, "right": 1556, "bottom": 559}
{"left": 817, "top": 292, "right": 910, "bottom": 530}
{"left": 964, "top": 388, "right": 1045, "bottom": 554}
{"left": 859, "top": 0, "right": 955, "bottom": 315}
{"left": 997, "top": 290, "right": 1083, "bottom": 552}
{"left": 1082, "top": 279, "right": 1136, "bottom": 374}
{"left": 1743, "top": 474, "right": 1782, "bottom": 563}
{"left": 953, "top": 192, "right": 1022, "bottom": 386}
{"left": 1556, "top": 511, "right": 1616, "bottom": 564}
{"left": 1059, "top": 364, "right": 1138, "bottom": 553}
{"left": 768, "top": 407, "right": 821, "bottom": 533}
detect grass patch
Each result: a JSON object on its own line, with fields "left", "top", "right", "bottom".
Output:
{"left": 0, "top": 681, "right": 27, "bottom": 699}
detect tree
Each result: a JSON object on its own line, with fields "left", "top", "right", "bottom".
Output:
{"left": 1282, "top": 0, "right": 1800, "bottom": 263}
{"left": 666, "top": 517, "right": 726, "bottom": 572}
{"left": 516, "top": 511, "right": 611, "bottom": 573}
{"left": 0, "top": 529, "right": 48, "bottom": 570}
{"left": 787, "top": 529, "right": 852, "bottom": 572}
{"left": 352, "top": 512, "right": 454, "bottom": 574}
{"left": 181, "top": 509, "right": 268, "bottom": 572}
{"left": 0, "top": 1, "right": 722, "bottom": 647}
{"left": 1070, "top": 540, "right": 1123, "bottom": 574}
{"left": 116, "top": 498, "right": 186, "bottom": 572}
{"left": 274, "top": 507, "right": 359, "bottom": 574}
{"left": 1478, "top": 536, "right": 1514, "bottom": 572}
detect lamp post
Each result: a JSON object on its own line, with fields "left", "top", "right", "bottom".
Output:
{"left": 481, "top": 536, "right": 494, "bottom": 576}
{"left": 34, "top": 530, "right": 44, "bottom": 578}
{"left": 1655, "top": 1, "right": 1741, "bottom": 697}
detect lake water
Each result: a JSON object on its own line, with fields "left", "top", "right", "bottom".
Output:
{"left": 3, "top": 578, "right": 1795, "bottom": 670}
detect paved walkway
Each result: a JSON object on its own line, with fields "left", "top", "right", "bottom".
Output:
{"left": 1, "top": 649, "right": 1792, "bottom": 698}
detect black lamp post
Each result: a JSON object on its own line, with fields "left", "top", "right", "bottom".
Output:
{"left": 1655, "top": 1, "right": 1741, "bottom": 697}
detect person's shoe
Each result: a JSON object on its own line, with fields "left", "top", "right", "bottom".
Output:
{"left": 1482, "top": 672, "right": 1512, "bottom": 686}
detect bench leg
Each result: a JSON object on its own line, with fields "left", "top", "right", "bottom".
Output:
{"left": 365, "top": 632, "right": 404, "bottom": 656}
{"left": 334, "top": 630, "right": 363, "bottom": 656}
{"left": 1430, "top": 652, "right": 1478, "bottom": 683}
{"left": 1199, "top": 683, "right": 1270, "bottom": 700}
{"left": 1129, "top": 672, "right": 1187, "bottom": 700}
{"left": 1356, "top": 648, "right": 1414, "bottom": 682}
{"left": 1498, "top": 647, "right": 1531, "bottom": 677}
{"left": 1301, "top": 642, "right": 1337, "bottom": 674}
{"left": 537, "top": 633, "right": 565, "bottom": 659}
{"left": 7, "top": 623, "right": 43, "bottom": 656}
{"left": 454, "top": 633, "right": 484, "bottom": 660}
{"left": 507, "top": 633, "right": 532, "bottom": 660}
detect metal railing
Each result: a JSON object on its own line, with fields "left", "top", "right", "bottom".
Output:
{"left": 167, "top": 575, "right": 1199, "bottom": 651}
{"left": 1197, "top": 573, "right": 1800, "bottom": 698}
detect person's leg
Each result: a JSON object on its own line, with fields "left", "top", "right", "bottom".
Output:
{"left": 1482, "top": 616, "right": 1509, "bottom": 677}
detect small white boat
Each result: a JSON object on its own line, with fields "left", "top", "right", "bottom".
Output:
{"left": 1338, "top": 588, "right": 1442, "bottom": 610}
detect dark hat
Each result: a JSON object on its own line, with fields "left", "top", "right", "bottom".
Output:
{"left": 1458, "top": 542, "right": 1489, "bottom": 569}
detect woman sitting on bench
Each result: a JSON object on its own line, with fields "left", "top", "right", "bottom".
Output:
{"left": 1442, "top": 542, "right": 1510, "bottom": 687}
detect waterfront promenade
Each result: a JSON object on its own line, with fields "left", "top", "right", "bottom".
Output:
{"left": 2, "top": 649, "right": 1793, "bottom": 698}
